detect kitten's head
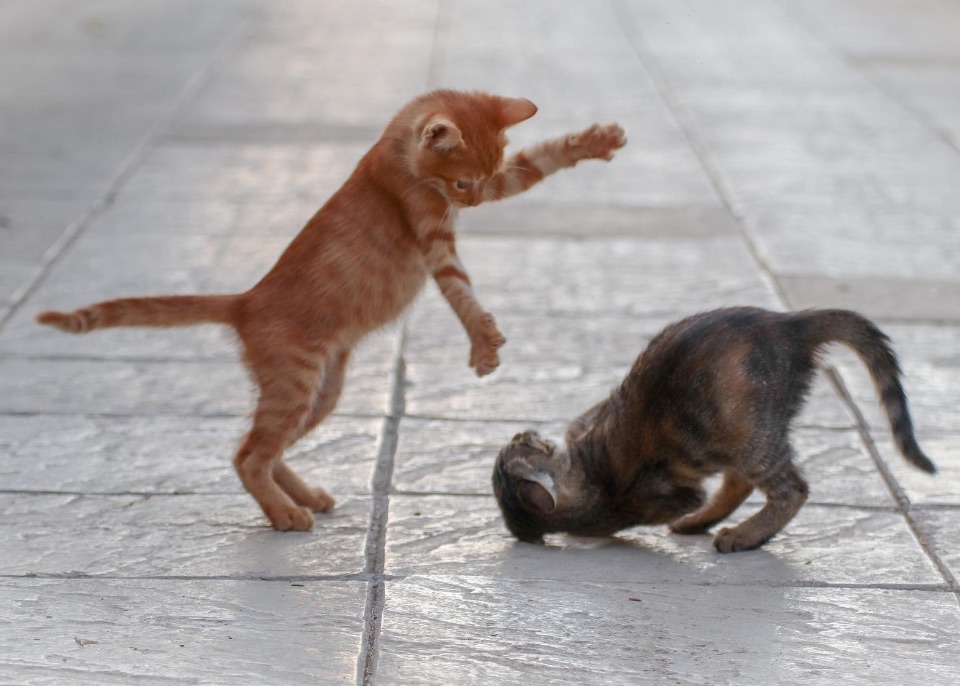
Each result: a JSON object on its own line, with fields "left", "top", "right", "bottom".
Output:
{"left": 493, "top": 429, "right": 707, "bottom": 542}
{"left": 492, "top": 430, "right": 564, "bottom": 543}
{"left": 403, "top": 90, "right": 538, "bottom": 207}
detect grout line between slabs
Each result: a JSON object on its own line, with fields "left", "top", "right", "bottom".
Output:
{"left": 357, "top": 7, "right": 444, "bottom": 683}
{"left": 0, "top": 19, "right": 253, "bottom": 333}
{"left": 357, "top": 323, "right": 408, "bottom": 686}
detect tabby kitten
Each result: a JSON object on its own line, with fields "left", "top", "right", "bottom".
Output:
{"left": 493, "top": 307, "right": 935, "bottom": 552}
{"left": 37, "top": 89, "right": 626, "bottom": 531}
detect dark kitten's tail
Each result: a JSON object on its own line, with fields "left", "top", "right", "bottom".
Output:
{"left": 36, "top": 295, "right": 240, "bottom": 334}
{"left": 804, "top": 309, "right": 936, "bottom": 474}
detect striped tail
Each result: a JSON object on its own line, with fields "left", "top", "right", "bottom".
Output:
{"left": 36, "top": 294, "right": 240, "bottom": 334}
{"left": 803, "top": 309, "right": 936, "bottom": 474}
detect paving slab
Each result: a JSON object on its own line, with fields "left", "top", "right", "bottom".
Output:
{"left": 0, "top": 578, "right": 364, "bottom": 686}
{"left": 0, "top": 414, "right": 380, "bottom": 496}
{"left": 377, "top": 575, "right": 960, "bottom": 686}
{"left": 0, "top": 493, "right": 369, "bottom": 578}
{"left": 913, "top": 508, "right": 960, "bottom": 583}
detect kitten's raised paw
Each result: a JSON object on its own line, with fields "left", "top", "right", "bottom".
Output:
{"left": 566, "top": 123, "right": 627, "bottom": 162}
{"left": 469, "top": 313, "right": 506, "bottom": 377}
{"left": 268, "top": 505, "right": 315, "bottom": 532}
{"left": 712, "top": 526, "right": 768, "bottom": 553}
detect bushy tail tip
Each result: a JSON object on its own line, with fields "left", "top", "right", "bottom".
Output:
{"left": 36, "top": 310, "right": 84, "bottom": 333}
{"left": 901, "top": 436, "right": 937, "bottom": 474}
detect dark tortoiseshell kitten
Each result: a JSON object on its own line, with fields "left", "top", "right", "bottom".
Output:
{"left": 492, "top": 307, "right": 935, "bottom": 553}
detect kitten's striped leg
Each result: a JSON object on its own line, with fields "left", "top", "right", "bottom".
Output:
{"left": 484, "top": 123, "right": 626, "bottom": 202}
{"left": 273, "top": 347, "right": 352, "bottom": 514}
{"left": 233, "top": 345, "right": 326, "bottom": 531}
{"left": 418, "top": 222, "right": 504, "bottom": 377}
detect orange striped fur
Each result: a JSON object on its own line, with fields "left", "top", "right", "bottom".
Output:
{"left": 36, "top": 90, "right": 626, "bottom": 531}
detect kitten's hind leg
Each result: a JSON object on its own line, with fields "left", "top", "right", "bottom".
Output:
{"left": 669, "top": 470, "right": 753, "bottom": 535}
{"left": 712, "top": 453, "right": 808, "bottom": 553}
{"left": 233, "top": 346, "right": 325, "bottom": 531}
{"left": 274, "top": 347, "right": 352, "bottom": 513}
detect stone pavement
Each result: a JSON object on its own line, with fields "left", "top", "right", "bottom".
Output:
{"left": 1, "top": 0, "right": 959, "bottom": 683}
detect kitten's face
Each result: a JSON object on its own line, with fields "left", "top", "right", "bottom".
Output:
{"left": 413, "top": 93, "right": 537, "bottom": 207}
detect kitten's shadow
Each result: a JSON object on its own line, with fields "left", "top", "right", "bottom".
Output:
{"left": 498, "top": 529, "right": 799, "bottom": 587}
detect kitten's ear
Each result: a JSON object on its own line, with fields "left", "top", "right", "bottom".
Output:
{"left": 420, "top": 115, "right": 463, "bottom": 151}
{"left": 519, "top": 480, "right": 556, "bottom": 514}
{"left": 497, "top": 97, "right": 538, "bottom": 128}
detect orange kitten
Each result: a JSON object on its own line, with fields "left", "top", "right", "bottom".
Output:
{"left": 37, "top": 90, "right": 626, "bottom": 531}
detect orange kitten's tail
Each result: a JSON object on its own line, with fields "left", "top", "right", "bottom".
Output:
{"left": 36, "top": 295, "right": 240, "bottom": 334}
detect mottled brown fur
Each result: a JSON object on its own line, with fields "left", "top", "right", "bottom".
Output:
{"left": 493, "top": 307, "right": 935, "bottom": 552}
{"left": 36, "top": 89, "right": 626, "bottom": 531}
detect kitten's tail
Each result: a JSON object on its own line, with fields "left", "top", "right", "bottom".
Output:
{"left": 804, "top": 309, "right": 936, "bottom": 474}
{"left": 36, "top": 294, "right": 240, "bottom": 334}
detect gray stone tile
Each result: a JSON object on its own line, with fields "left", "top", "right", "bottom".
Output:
{"left": 0, "top": 356, "right": 391, "bottom": 417}
{"left": 393, "top": 419, "right": 888, "bottom": 506}
{"left": 117, "top": 143, "right": 368, "bottom": 203}
{"left": 89, "top": 195, "right": 318, "bottom": 240}
{"left": 913, "top": 508, "right": 960, "bottom": 582}
{"left": 459, "top": 203, "right": 741, "bottom": 239}
{"left": 870, "top": 63, "right": 960, "bottom": 143}
{"left": 385, "top": 496, "right": 941, "bottom": 586}
{"left": 432, "top": 236, "right": 779, "bottom": 316}
{"left": 877, "top": 433, "right": 960, "bottom": 507}
{"left": 0, "top": 264, "right": 36, "bottom": 307}
{"left": 0, "top": 198, "right": 79, "bottom": 267}
{"left": 377, "top": 575, "right": 960, "bottom": 685}
{"left": 0, "top": 414, "right": 380, "bottom": 496}
{"left": 14, "top": 231, "right": 228, "bottom": 307}
{"left": 0, "top": 493, "right": 369, "bottom": 577}
{"left": 743, "top": 209, "right": 960, "bottom": 282}
{"left": 0, "top": 578, "right": 363, "bottom": 686}
{"left": 173, "top": 1, "right": 436, "bottom": 135}
{"left": 779, "top": 275, "right": 960, "bottom": 322}
{"left": 783, "top": 0, "right": 960, "bottom": 62}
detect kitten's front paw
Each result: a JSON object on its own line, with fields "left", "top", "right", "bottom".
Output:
{"left": 469, "top": 313, "right": 506, "bottom": 377}
{"left": 566, "top": 123, "right": 627, "bottom": 162}
{"left": 713, "top": 526, "right": 768, "bottom": 553}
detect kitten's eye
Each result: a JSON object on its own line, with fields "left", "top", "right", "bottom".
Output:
{"left": 455, "top": 179, "right": 472, "bottom": 190}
